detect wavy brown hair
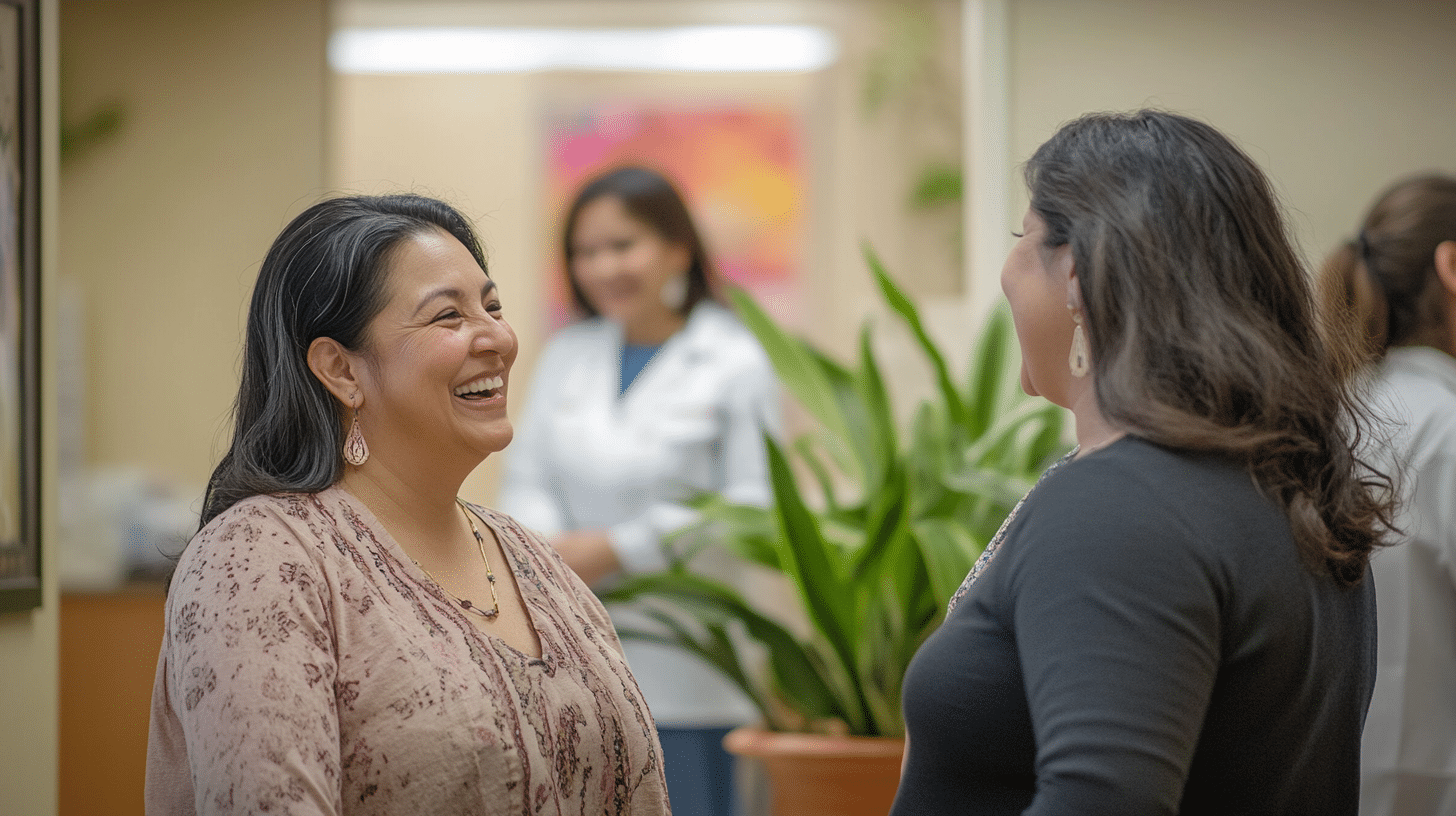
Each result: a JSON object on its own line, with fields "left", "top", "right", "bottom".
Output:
{"left": 1026, "top": 110, "right": 1394, "bottom": 586}
{"left": 1319, "top": 173, "right": 1456, "bottom": 367}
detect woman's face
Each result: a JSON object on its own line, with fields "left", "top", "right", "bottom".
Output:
{"left": 569, "top": 195, "right": 690, "bottom": 331}
{"left": 353, "top": 228, "right": 518, "bottom": 467}
{"left": 1001, "top": 208, "right": 1077, "bottom": 408}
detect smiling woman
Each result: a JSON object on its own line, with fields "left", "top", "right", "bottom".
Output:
{"left": 145, "top": 194, "right": 671, "bottom": 816}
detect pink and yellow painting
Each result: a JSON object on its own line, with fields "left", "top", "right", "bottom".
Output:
{"left": 543, "top": 101, "right": 804, "bottom": 329}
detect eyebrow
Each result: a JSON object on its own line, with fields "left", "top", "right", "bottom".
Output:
{"left": 413, "top": 279, "right": 497, "bottom": 315}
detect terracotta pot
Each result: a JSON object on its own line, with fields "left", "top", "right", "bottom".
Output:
{"left": 724, "top": 726, "right": 905, "bottom": 816}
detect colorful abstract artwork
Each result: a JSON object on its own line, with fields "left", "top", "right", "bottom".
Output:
{"left": 543, "top": 101, "right": 804, "bottom": 329}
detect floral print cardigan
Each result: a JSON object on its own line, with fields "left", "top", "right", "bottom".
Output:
{"left": 146, "top": 486, "right": 670, "bottom": 816}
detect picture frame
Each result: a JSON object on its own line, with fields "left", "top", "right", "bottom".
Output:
{"left": 0, "top": 0, "right": 40, "bottom": 614}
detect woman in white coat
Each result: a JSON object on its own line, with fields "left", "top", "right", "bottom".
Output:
{"left": 499, "top": 166, "right": 781, "bottom": 816}
{"left": 1321, "top": 174, "right": 1456, "bottom": 816}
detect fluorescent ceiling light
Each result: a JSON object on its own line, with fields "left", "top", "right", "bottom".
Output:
{"left": 329, "top": 25, "right": 839, "bottom": 74}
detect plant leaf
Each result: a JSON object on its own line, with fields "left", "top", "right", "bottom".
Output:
{"left": 966, "top": 305, "right": 1013, "bottom": 439}
{"left": 806, "top": 343, "right": 880, "bottom": 489}
{"left": 865, "top": 246, "right": 970, "bottom": 431}
{"left": 622, "top": 610, "right": 778, "bottom": 729}
{"left": 908, "top": 164, "right": 963, "bottom": 209}
{"left": 601, "top": 569, "right": 841, "bottom": 726}
{"left": 763, "top": 433, "right": 870, "bottom": 734}
{"left": 913, "top": 518, "right": 986, "bottom": 609}
{"left": 681, "top": 494, "right": 781, "bottom": 571}
{"left": 793, "top": 435, "right": 842, "bottom": 514}
{"left": 855, "top": 322, "right": 898, "bottom": 493}
{"left": 728, "top": 288, "right": 860, "bottom": 481}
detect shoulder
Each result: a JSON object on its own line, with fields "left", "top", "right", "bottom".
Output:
{"left": 175, "top": 491, "right": 345, "bottom": 585}
{"left": 535, "top": 318, "right": 616, "bottom": 365}
{"left": 1009, "top": 439, "right": 1280, "bottom": 578}
{"left": 190, "top": 492, "right": 329, "bottom": 551}
{"left": 1375, "top": 348, "right": 1456, "bottom": 453}
{"left": 547, "top": 317, "right": 614, "bottom": 347}
{"left": 683, "top": 301, "right": 775, "bottom": 374}
{"left": 167, "top": 491, "right": 345, "bottom": 623}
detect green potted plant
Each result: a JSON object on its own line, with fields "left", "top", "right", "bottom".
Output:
{"left": 601, "top": 249, "right": 1067, "bottom": 815}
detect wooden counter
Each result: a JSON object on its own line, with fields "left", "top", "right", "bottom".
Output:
{"left": 58, "top": 584, "right": 166, "bottom": 816}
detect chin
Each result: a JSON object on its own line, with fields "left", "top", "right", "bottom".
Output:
{"left": 479, "top": 427, "right": 515, "bottom": 457}
{"left": 1019, "top": 364, "right": 1040, "bottom": 397}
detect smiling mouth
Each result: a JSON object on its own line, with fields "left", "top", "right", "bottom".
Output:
{"left": 453, "top": 375, "right": 504, "bottom": 401}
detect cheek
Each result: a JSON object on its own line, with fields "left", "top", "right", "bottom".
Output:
{"left": 400, "top": 332, "right": 468, "bottom": 376}
{"left": 624, "top": 245, "right": 656, "bottom": 277}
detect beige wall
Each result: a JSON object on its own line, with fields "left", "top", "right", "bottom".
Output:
{"left": 61, "top": 0, "right": 329, "bottom": 489}
{"left": 1, "top": 1, "right": 59, "bottom": 811}
{"left": 976, "top": 0, "right": 1456, "bottom": 306}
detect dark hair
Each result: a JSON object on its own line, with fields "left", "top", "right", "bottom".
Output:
{"left": 1025, "top": 109, "right": 1393, "bottom": 586}
{"left": 1319, "top": 174, "right": 1456, "bottom": 364}
{"left": 560, "top": 165, "right": 715, "bottom": 317}
{"left": 200, "top": 194, "right": 487, "bottom": 528}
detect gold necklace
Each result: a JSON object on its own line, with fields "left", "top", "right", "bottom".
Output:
{"left": 412, "top": 499, "right": 501, "bottom": 620}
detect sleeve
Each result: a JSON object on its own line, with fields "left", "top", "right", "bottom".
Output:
{"left": 1005, "top": 475, "right": 1220, "bottom": 816}
{"left": 497, "top": 339, "right": 570, "bottom": 536}
{"left": 154, "top": 505, "right": 343, "bottom": 815}
{"left": 607, "top": 346, "right": 783, "bottom": 575}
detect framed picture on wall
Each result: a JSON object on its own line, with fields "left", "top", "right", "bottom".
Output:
{"left": 0, "top": 0, "right": 39, "bottom": 614}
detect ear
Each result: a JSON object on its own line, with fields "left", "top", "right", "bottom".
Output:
{"left": 1060, "top": 250, "right": 1083, "bottom": 312}
{"left": 1435, "top": 240, "right": 1456, "bottom": 297}
{"left": 307, "top": 336, "right": 363, "bottom": 409}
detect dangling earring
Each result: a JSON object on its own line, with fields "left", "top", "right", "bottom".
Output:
{"left": 344, "top": 404, "right": 369, "bottom": 465}
{"left": 660, "top": 274, "right": 688, "bottom": 311}
{"left": 1068, "top": 311, "right": 1090, "bottom": 378}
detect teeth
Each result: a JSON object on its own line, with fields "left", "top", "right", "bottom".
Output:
{"left": 453, "top": 375, "right": 503, "bottom": 397}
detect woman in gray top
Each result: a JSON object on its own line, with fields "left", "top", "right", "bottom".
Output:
{"left": 891, "top": 110, "right": 1395, "bottom": 815}
{"left": 1321, "top": 174, "right": 1456, "bottom": 816}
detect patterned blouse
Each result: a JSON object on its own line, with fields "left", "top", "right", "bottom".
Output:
{"left": 146, "top": 486, "right": 670, "bottom": 816}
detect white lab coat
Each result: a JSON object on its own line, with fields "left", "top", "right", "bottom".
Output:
{"left": 1361, "top": 346, "right": 1456, "bottom": 816}
{"left": 499, "top": 300, "right": 782, "bottom": 726}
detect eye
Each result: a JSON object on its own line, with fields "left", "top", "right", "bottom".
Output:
{"left": 486, "top": 300, "right": 504, "bottom": 315}
{"left": 1010, "top": 231, "right": 1025, "bottom": 238}
{"left": 432, "top": 310, "right": 462, "bottom": 323}
{"left": 612, "top": 238, "right": 634, "bottom": 253}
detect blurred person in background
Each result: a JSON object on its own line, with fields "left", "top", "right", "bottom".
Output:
{"left": 1322, "top": 173, "right": 1456, "bottom": 816}
{"left": 500, "top": 166, "right": 781, "bottom": 816}
{"left": 147, "top": 194, "right": 669, "bottom": 815}
{"left": 891, "top": 110, "right": 1394, "bottom": 815}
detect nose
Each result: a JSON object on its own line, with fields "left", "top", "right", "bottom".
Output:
{"left": 470, "top": 313, "right": 514, "bottom": 357}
